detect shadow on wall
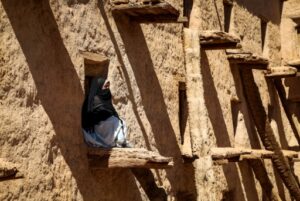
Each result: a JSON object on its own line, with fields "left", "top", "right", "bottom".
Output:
{"left": 1, "top": 0, "right": 144, "bottom": 200}
{"left": 201, "top": 51, "right": 259, "bottom": 201}
{"left": 97, "top": 1, "right": 198, "bottom": 199}
{"left": 235, "top": 0, "right": 283, "bottom": 24}
{"left": 230, "top": 65, "right": 287, "bottom": 201}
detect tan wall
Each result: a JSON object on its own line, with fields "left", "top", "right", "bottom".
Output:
{"left": 0, "top": 0, "right": 300, "bottom": 200}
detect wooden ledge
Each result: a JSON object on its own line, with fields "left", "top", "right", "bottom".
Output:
{"left": 87, "top": 147, "right": 173, "bottom": 169}
{"left": 111, "top": 1, "right": 182, "bottom": 23}
{"left": 199, "top": 31, "right": 241, "bottom": 49}
{"left": 211, "top": 147, "right": 298, "bottom": 165}
{"left": 265, "top": 66, "right": 297, "bottom": 78}
{"left": 286, "top": 59, "right": 300, "bottom": 68}
{"left": 226, "top": 51, "right": 269, "bottom": 69}
{"left": 0, "top": 167, "right": 21, "bottom": 182}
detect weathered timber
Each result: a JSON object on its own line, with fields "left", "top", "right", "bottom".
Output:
{"left": 211, "top": 147, "right": 298, "bottom": 161}
{"left": 0, "top": 167, "right": 21, "bottom": 181}
{"left": 80, "top": 51, "right": 109, "bottom": 76}
{"left": 240, "top": 68, "right": 300, "bottom": 200}
{"left": 226, "top": 51, "right": 269, "bottom": 69}
{"left": 87, "top": 147, "right": 173, "bottom": 169}
{"left": 287, "top": 59, "right": 300, "bottom": 68}
{"left": 265, "top": 66, "right": 297, "bottom": 78}
{"left": 111, "top": 2, "right": 181, "bottom": 23}
{"left": 183, "top": 28, "right": 202, "bottom": 156}
{"left": 199, "top": 30, "right": 241, "bottom": 49}
{"left": 80, "top": 51, "right": 109, "bottom": 65}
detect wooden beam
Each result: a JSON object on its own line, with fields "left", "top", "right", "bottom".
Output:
{"left": 211, "top": 147, "right": 298, "bottom": 163}
{"left": 0, "top": 159, "right": 22, "bottom": 182}
{"left": 199, "top": 30, "right": 241, "bottom": 49}
{"left": 87, "top": 148, "right": 173, "bottom": 169}
{"left": 80, "top": 51, "right": 109, "bottom": 65}
{"left": 265, "top": 66, "right": 297, "bottom": 78}
{"left": 286, "top": 59, "right": 300, "bottom": 68}
{"left": 111, "top": 2, "right": 180, "bottom": 23}
{"left": 80, "top": 51, "right": 109, "bottom": 77}
{"left": 226, "top": 51, "right": 269, "bottom": 69}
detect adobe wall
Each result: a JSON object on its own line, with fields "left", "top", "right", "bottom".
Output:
{"left": 0, "top": 0, "right": 299, "bottom": 200}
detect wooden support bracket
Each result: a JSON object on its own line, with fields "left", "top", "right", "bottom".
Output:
{"left": 211, "top": 147, "right": 298, "bottom": 165}
{"left": 265, "top": 66, "right": 298, "bottom": 78}
{"left": 199, "top": 30, "right": 241, "bottom": 49}
{"left": 111, "top": 1, "right": 182, "bottom": 23}
{"left": 87, "top": 147, "right": 173, "bottom": 169}
{"left": 226, "top": 50, "right": 269, "bottom": 69}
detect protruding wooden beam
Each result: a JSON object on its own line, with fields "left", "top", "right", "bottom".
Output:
{"left": 211, "top": 147, "right": 298, "bottom": 164}
{"left": 111, "top": 1, "right": 181, "bottom": 23}
{"left": 0, "top": 167, "right": 20, "bottom": 181}
{"left": 0, "top": 159, "right": 22, "bottom": 182}
{"left": 199, "top": 30, "right": 241, "bottom": 49}
{"left": 226, "top": 50, "right": 269, "bottom": 69}
{"left": 80, "top": 51, "right": 109, "bottom": 65}
{"left": 87, "top": 148, "right": 173, "bottom": 169}
{"left": 265, "top": 66, "right": 297, "bottom": 78}
{"left": 286, "top": 59, "right": 300, "bottom": 68}
{"left": 80, "top": 51, "right": 110, "bottom": 77}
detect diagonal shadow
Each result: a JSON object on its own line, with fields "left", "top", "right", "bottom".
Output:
{"left": 230, "top": 65, "right": 286, "bottom": 200}
{"left": 1, "top": 0, "right": 144, "bottom": 200}
{"left": 235, "top": 0, "right": 282, "bottom": 25}
{"left": 98, "top": 4, "right": 198, "bottom": 200}
{"left": 201, "top": 51, "right": 259, "bottom": 201}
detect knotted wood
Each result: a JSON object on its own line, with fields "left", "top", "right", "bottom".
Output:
{"left": 87, "top": 148, "right": 173, "bottom": 169}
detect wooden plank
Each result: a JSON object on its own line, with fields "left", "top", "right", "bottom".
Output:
{"left": 111, "top": 2, "right": 180, "bottom": 23}
{"left": 211, "top": 147, "right": 298, "bottom": 162}
{"left": 199, "top": 31, "right": 241, "bottom": 49}
{"left": 265, "top": 66, "right": 297, "bottom": 78}
{"left": 87, "top": 147, "right": 173, "bottom": 169}
{"left": 226, "top": 51, "right": 269, "bottom": 69}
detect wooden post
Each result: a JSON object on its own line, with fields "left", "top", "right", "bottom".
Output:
{"left": 183, "top": 28, "right": 202, "bottom": 157}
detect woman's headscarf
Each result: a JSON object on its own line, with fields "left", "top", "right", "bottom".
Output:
{"left": 87, "top": 77, "right": 118, "bottom": 117}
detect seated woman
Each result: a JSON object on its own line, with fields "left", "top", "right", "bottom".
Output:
{"left": 82, "top": 77, "right": 130, "bottom": 148}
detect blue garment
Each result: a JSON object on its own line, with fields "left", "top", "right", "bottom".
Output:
{"left": 82, "top": 116, "right": 127, "bottom": 148}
